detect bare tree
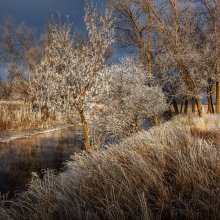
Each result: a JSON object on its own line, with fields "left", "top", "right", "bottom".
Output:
{"left": 108, "top": 0, "right": 156, "bottom": 85}
{"left": 108, "top": 0, "right": 166, "bottom": 125}
{"left": 151, "top": 0, "right": 206, "bottom": 117}
{"left": 198, "top": 0, "right": 220, "bottom": 113}
{"left": 90, "top": 57, "right": 168, "bottom": 137}
{"left": 32, "top": 7, "right": 114, "bottom": 153}
{"left": 0, "top": 18, "right": 39, "bottom": 101}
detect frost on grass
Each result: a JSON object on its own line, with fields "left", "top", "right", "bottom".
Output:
{"left": 1, "top": 115, "right": 220, "bottom": 220}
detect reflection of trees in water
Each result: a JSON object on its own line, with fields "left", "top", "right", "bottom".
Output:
{"left": 0, "top": 128, "right": 83, "bottom": 197}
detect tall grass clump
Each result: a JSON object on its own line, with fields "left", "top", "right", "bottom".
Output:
{"left": 0, "top": 101, "right": 65, "bottom": 131}
{"left": 0, "top": 115, "right": 220, "bottom": 220}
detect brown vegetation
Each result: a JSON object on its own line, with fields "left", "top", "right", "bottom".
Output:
{"left": 0, "top": 115, "right": 220, "bottom": 220}
{"left": 0, "top": 101, "right": 65, "bottom": 131}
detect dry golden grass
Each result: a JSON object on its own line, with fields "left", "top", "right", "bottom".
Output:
{"left": 0, "top": 101, "right": 66, "bottom": 131}
{"left": 0, "top": 114, "right": 220, "bottom": 220}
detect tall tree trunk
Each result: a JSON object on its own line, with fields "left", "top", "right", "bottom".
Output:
{"left": 153, "top": 114, "right": 160, "bottom": 126}
{"left": 147, "top": 3, "right": 160, "bottom": 125}
{"left": 192, "top": 98, "right": 196, "bottom": 113}
{"left": 214, "top": 6, "right": 220, "bottom": 114}
{"left": 147, "top": 2, "right": 153, "bottom": 87}
{"left": 207, "top": 87, "right": 214, "bottom": 113}
{"left": 153, "top": 116, "right": 160, "bottom": 126}
{"left": 172, "top": 99, "right": 179, "bottom": 114}
{"left": 79, "top": 110, "right": 90, "bottom": 153}
{"left": 195, "top": 98, "right": 203, "bottom": 117}
{"left": 207, "top": 78, "right": 215, "bottom": 113}
{"left": 180, "top": 101, "right": 184, "bottom": 113}
{"left": 184, "top": 100, "right": 188, "bottom": 114}
{"left": 216, "top": 81, "right": 220, "bottom": 114}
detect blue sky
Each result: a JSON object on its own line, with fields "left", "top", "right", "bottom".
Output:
{"left": 0, "top": 0, "right": 105, "bottom": 79}
{"left": 0, "top": 0, "right": 104, "bottom": 33}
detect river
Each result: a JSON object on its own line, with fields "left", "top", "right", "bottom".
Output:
{"left": 0, "top": 127, "right": 83, "bottom": 198}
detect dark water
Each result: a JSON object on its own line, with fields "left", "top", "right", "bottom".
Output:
{"left": 0, "top": 127, "right": 84, "bottom": 197}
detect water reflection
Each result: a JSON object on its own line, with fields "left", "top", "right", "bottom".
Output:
{"left": 0, "top": 127, "right": 84, "bottom": 197}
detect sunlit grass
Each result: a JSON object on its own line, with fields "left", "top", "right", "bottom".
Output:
{"left": 0, "top": 114, "right": 220, "bottom": 220}
{"left": 0, "top": 101, "right": 65, "bottom": 131}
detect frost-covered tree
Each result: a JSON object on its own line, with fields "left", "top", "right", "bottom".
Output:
{"left": 108, "top": 0, "right": 156, "bottom": 86}
{"left": 0, "top": 18, "right": 39, "bottom": 101}
{"left": 32, "top": 7, "right": 114, "bottom": 153}
{"left": 90, "top": 57, "right": 167, "bottom": 137}
{"left": 197, "top": 0, "right": 220, "bottom": 113}
{"left": 151, "top": 0, "right": 207, "bottom": 117}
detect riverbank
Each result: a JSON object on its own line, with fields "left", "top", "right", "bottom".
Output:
{"left": 0, "top": 125, "right": 84, "bottom": 198}
{"left": 1, "top": 114, "right": 220, "bottom": 220}
{"left": 0, "top": 124, "right": 79, "bottom": 143}
{"left": 0, "top": 100, "right": 69, "bottom": 132}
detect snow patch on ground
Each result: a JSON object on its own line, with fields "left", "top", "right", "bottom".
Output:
{"left": 0, "top": 125, "right": 78, "bottom": 143}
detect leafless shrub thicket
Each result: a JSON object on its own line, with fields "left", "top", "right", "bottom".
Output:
{"left": 0, "top": 114, "right": 220, "bottom": 220}
{"left": 0, "top": 18, "right": 39, "bottom": 101}
{"left": 108, "top": 0, "right": 220, "bottom": 116}
{"left": 89, "top": 57, "right": 167, "bottom": 141}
